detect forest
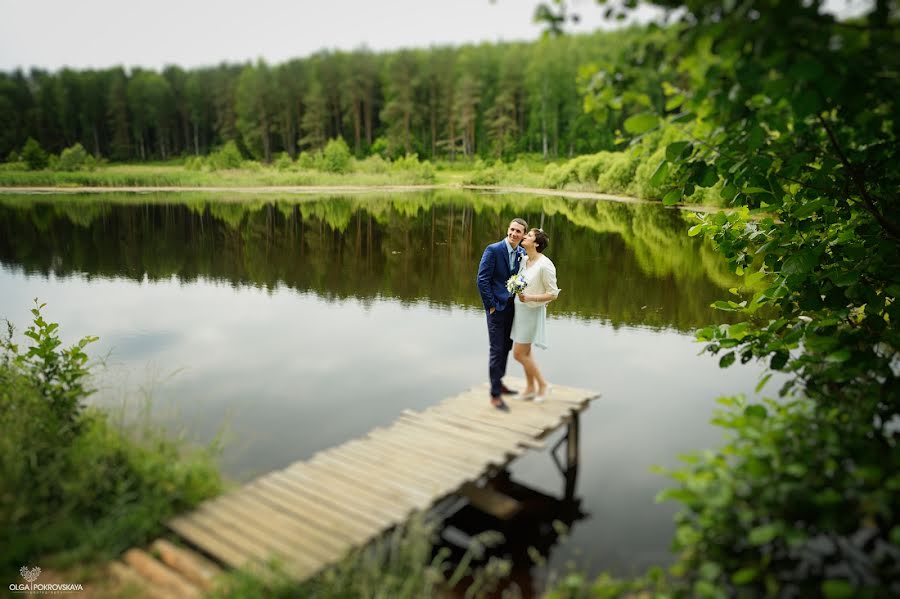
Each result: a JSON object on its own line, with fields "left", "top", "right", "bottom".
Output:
{"left": 0, "top": 27, "right": 661, "bottom": 164}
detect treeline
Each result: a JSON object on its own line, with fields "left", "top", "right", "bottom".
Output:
{"left": 0, "top": 27, "right": 665, "bottom": 164}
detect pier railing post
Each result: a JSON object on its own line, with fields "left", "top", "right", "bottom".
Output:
{"left": 564, "top": 412, "right": 580, "bottom": 500}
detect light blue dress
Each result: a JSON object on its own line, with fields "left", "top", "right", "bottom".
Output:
{"left": 511, "top": 255, "right": 561, "bottom": 349}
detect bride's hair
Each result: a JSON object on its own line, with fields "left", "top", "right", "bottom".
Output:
{"left": 531, "top": 228, "right": 550, "bottom": 253}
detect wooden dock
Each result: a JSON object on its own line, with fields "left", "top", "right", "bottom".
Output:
{"left": 111, "top": 379, "right": 598, "bottom": 595}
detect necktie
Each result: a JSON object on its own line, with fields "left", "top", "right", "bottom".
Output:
{"left": 510, "top": 251, "right": 516, "bottom": 272}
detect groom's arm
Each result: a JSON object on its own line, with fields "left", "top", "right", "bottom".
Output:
{"left": 476, "top": 247, "right": 496, "bottom": 311}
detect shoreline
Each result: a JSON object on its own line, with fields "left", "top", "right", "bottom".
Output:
{"left": 0, "top": 183, "right": 720, "bottom": 213}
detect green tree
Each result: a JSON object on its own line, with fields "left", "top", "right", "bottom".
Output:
{"left": 21, "top": 137, "right": 48, "bottom": 170}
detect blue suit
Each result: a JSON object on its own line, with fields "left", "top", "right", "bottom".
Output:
{"left": 477, "top": 240, "right": 524, "bottom": 397}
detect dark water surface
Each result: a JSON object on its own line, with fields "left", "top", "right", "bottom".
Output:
{"left": 0, "top": 191, "right": 776, "bottom": 585}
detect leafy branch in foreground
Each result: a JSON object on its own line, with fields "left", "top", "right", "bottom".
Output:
{"left": 545, "top": 0, "right": 900, "bottom": 596}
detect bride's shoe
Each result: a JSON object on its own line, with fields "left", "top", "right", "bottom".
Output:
{"left": 534, "top": 384, "right": 553, "bottom": 403}
{"left": 519, "top": 391, "right": 536, "bottom": 400}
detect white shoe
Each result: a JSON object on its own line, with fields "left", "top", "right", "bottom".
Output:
{"left": 534, "top": 384, "right": 552, "bottom": 403}
{"left": 519, "top": 391, "right": 536, "bottom": 401}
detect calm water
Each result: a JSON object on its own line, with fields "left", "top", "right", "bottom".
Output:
{"left": 0, "top": 190, "right": 776, "bottom": 584}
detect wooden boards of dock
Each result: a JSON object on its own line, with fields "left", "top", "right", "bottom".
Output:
{"left": 117, "top": 379, "right": 598, "bottom": 593}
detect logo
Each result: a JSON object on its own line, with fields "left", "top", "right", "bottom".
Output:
{"left": 9, "top": 565, "right": 83, "bottom": 594}
{"left": 20, "top": 566, "right": 41, "bottom": 583}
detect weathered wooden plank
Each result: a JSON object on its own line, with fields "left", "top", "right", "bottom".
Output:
{"left": 386, "top": 420, "right": 506, "bottom": 465}
{"left": 150, "top": 539, "right": 222, "bottom": 591}
{"left": 268, "top": 470, "right": 401, "bottom": 530}
{"left": 210, "top": 489, "right": 348, "bottom": 563}
{"left": 427, "top": 405, "right": 546, "bottom": 436}
{"left": 459, "top": 483, "right": 523, "bottom": 520}
{"left": 362, "top": 429, "right": 479, "bottom": 480}
{"left": 311, "top": 450, "right": 438, "bottom": 508}
{"left": 243, "top": 480, "right": 376, "bottom": 546}
{"left": 419, "top": 409, "right": 545, "bottom": 449}
{"left": 398, "top": 412, "right": 523, "bottom": 457}
{"left": 190, "top": 501, "right": 323, "bottom": 576}
{"left": 279, "top": 464, "right": 411, "bottom": 521}
{"left": 335, "top": 439, "right": 465, "bottom": 491}
{"left": 167, "top": 514, "right": 262, "bottom": 570}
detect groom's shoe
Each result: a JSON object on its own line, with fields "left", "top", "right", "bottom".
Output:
{"left": 500, "top": 384, "right": 518, "bottom": 395}
{"left": 490, "top": 396, "right": 510, "bottom": 412}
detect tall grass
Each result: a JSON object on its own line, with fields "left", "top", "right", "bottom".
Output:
{"left": 0, "top": 301, "right": 223, "bottom": 579}
{"left": 210, "top": 516, "right": 511, "bottom": 599}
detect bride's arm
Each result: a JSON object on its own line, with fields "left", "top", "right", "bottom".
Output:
{"left": 521, "top": 260, "right": 561, "bottom": 303}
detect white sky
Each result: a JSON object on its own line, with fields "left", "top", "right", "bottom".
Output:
{"left": 0, "top": 0, "right": 872, "bottom": 73}
{"left": 0, "top": 0, "right": 656, "bottom": 72}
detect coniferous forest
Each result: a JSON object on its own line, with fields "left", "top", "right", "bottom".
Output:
{"left": 0, "top": 27, "right": 664, "bottom": 163}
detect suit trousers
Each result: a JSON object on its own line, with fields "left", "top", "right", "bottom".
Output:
{"left": 486, "top": 298, "right": 515, "bottom": 397}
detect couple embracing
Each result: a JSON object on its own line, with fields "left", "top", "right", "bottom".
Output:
{"left": 476, "top": 218, "right": 561, "bottom": 411}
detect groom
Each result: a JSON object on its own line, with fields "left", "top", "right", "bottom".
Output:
{"left": 477, "top": 218, "right": 527, "bottom": 411}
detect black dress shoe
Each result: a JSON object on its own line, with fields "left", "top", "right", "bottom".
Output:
{"left": 500, "top": 385, "right": 518, "bottom": 395}
{"left": 490, "top": 396, "right": 510, "bottom": 412}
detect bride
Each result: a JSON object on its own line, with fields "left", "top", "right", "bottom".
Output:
{"left": 511, "top": 228, "right": 560, "bottom": 402}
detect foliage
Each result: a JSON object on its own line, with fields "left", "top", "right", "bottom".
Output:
{"left": 318, "top": 137, "right": 353, "bottom": 173}
{"left": 0, "top": 302, "right": 222, "bottom": 577}
{"left": 21, "top": 137, "right": 48, "bottom": 170}
{"left": 550, "top": 0, "right": 900, "bottom": 595}
{"left": 56, "top": 142, "right": 97, "bottom": 171}
{"left": 462, "top": 159, "right": 502, "bottom": 186}
{"left": 209, "top": 516, "right": 510, "bottom": 599}
{"left": 206, "top": 141, "right": 244, "bottom": 170}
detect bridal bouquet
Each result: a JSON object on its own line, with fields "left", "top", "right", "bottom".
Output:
{"left": 506, "top": 273, "right": 527, "bottom": 295}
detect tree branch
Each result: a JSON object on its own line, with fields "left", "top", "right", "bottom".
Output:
{"left": 817, "top": 114, "right": 900, "bottom": 240}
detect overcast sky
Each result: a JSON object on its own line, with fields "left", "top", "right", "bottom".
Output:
{"left": 0, "top": 0, "right": 651, "bottom": 72}
{"left": 0, "top": 0, "right": 872, "bottom": 73}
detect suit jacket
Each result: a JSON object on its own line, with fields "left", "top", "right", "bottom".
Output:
{"left": 477, "top": 240, "right": 525, "bottom": 312}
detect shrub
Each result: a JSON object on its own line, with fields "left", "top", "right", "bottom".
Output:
{"left": 463, "top": 158, "right": 502, "bottom": 185}
{"left": 355, "top": 154, "right": 389, "bottom": 174}
{"left": 56, "top": 143, "right": 96, "bottom": 172}
{"left": 274, "top": 152, "right": 294, "bottom": 171}
{"left": 390, "top": 153, "right": 436, "bottom": 183}
{"left": 206, "top": 141, "right": 244, "bottom": 170}
{"left": 21, "top": 137, "right": 48, "bottom": 170}
{"left": 596, "top": 149, "right": 640, "bottom": 194}
{"left": 0, "top": 301, "right": 222, "bottom": 574}
{"left": 297, "top": 151, "right": 317, "bottom": 169}
{"left": 542, "top": 163, "right": 569, "bottom": 189}
{"left": 319, "top": 138, "right": 352, "bottom": 173}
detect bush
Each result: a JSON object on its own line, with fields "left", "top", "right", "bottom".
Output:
{"left": 21, "top": 137, "right": 48, "bottom": 170}
{"left": 596, "top": 149, "right": 640, "bottom": 194}
{"left": 318, "top": 138, "right": 352, "bottom": 173}
{"left": 274, "top": 152, "right": 294, "bottom": 171}
{"left": 390, "top": 153, "right": 436, "bottom": 183}
{"left": 296, "top": 151, "right": 317, "bottom": 169}
{"left": 56, "top": 143, "right": 96, "bottom": 172}
{"left": 0, "top": 301, "right": 221, "bottom": 575}
{"left": 206, "top": 141, "right": 244, "bottom": 170}
{"left": 355, "top": 154, "right": 389, "bottom": 174}
{"left": 463, "top": 158, "right": 502, "bottom": 185}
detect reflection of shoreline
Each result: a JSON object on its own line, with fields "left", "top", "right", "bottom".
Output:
{"left": 0, "top": 194, "right": 742, "bottom": 331}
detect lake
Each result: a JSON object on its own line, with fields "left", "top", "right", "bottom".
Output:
{"left": 0, "top": 190, "right": 777, "bottom": 586}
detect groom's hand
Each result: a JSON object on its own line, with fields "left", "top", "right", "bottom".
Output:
{"left": 489, "top": 307, "right": 496, "bottom": 314}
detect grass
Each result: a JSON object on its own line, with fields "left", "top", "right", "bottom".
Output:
{"left": 0, "top": 304, "right": 224, "bottom": 582}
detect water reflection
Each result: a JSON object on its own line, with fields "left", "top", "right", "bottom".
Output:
{"left": 0, "top": 191, "right": 767, "bottom": 580}
{"left": 0, "top": 191, "right": 741, "bottom": 331}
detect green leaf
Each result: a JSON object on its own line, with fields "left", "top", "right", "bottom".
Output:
{"left": 719, "top": 352, "right": 736, "bottom": 368}
{"left": 732, "top": 567, "right": 758, "bottom": 585}
{"left": 821, "top": 580, "right": 855, "bottom": 599}
{"left": 650, "top": 160, "right": 669, "bottom": 186}
{"left": 825, "top": 349, "right": 851, "bottom": 363}
{"left": 663, "top": 189, "right": 682, "bottom": 205}
{"left": 782, "top": 251, "right": 818, "bottom": 276}
{"left": 792, "top": 197, "right": 830, "bottom": 219}
{"left": 744, "top": 404, "right": 767, "bottom": 419}
{"left": 665, "top": 94, "right": 685, "bottom": 110}
{"left": 748, "top": 523, "right": 780, "bottom": 545}
{"left": 755, "top": 374, "right": 772, "bottom": 393}
{"left": 623, "top": 112, "right": 659, "bottom": 134}
{"left": 688, "top": 224, "right": 705, "bottom": 237}
{"left": 727, "top": 322, "right": 750, "bottom": 340}
{"left": 666, "top": 141, "right": 691, "bottom": 161}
